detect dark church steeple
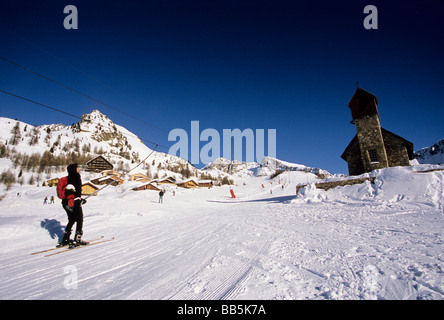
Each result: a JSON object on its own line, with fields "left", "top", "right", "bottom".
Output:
{"left": 348, "top": 87, "right": 380, "bottom": 121}
{"left": 342, "top": 88, "right": 414, "bottom": 176}
{"left": 345, "top": 88, "right": 389, "bottom": 173}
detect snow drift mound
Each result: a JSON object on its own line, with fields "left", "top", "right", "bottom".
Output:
{"left": 296, "top": 183, "right": 328, "bottom": 203}
{"left": 294, "top": 165, "right": 444, "bottom": 210}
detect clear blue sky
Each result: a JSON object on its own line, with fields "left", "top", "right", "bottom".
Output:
{"left": 1, "top": 0, "right": 443, "bottom": 174}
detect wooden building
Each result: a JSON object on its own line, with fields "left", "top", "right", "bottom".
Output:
{"left": 176, "top": 179, "right": 199, "bottom": 188}
{"left": 102, "top": 170, "right": 121, "bottom": 178}
{"left": 198, "top": 180, "right": 213, "bottom": 188}
{"left": 341, "top": 88, "right": 414, "bottom": 176}
{"left": 133, "top": 183, "right": 160, "bottom": 191}
{"left": 81, "top": 182, "right": 99, "bottom": 196}
{"left": 130, "top": 173, "right": 150, "bottom": 182}
{"left": 91, "top": 175, "right": 123, "bottom": 186}
{"left": 46, "top": 178, "right": 59, "bottom": 187}
{"left": 157, "top": 176, "right": 176, "bottom": 185}
{"left": 86, "top": 156, "right": 113, "bottom": 172}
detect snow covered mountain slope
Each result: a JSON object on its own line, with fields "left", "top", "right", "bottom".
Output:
{"left": 258, "top": 156, "right": 332, "bottom": 178}
{"left": 202, "top": 156, "right": 332, "bottom": 181}
{"left": 0, "top": 110, "right": 199, "bottom": 183}
{"left": 1, "top": 110, "right": 322, "bottom": 185}
{"left": 0, "top": 163, "right": 442, "bottom": 300}
{"left": 1, "top": 110, "right": 443, "bottom": 300}
{"left": 414, "top": 138, "right": 444, "bottom": 165}
{"left": 0, "top": 110, "right": 333, "bottom": 189}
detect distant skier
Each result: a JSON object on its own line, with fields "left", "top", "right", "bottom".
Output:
{"left": 50, "top": 195, "right": 55, "bottom": 204}
{"left": 159, "top": 190, "right": 164, "bottom": 203}
{"left": 60, "top": 163, "right": 87, "bottom": 246}
{"left": 43, "top": 196, "right": 48, "bottom": 204}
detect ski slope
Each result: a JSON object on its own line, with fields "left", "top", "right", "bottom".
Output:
{"left": 0, "top": 166, "right": 443, "bottom": 300}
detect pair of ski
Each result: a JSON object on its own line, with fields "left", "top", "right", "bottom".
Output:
{"left": 31, "top": 236, "right": 114, "bottom": 257}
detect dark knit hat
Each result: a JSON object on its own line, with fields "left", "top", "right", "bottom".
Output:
{"left": 67, "top": 163, "right": 78, "bottom": 176}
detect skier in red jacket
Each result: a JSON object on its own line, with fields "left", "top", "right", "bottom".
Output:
{"left": 59, "top": 163, "right": 87, "bottom": 247}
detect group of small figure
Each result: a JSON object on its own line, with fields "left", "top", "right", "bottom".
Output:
{"left": 43, "top": 196, "right": 55, "bottom": 204}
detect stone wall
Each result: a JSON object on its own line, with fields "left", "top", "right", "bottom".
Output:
{"left": 355, "top": 114, "right": 389, "bottom": 172}
{"left": 383, "top": 134, "right": 411, "bottom": 167}
{"left": 344, "top": 138, "right": 365, "bottom": 176}
{"left": 296, "top": 177, "right": 376, "bottom": 194}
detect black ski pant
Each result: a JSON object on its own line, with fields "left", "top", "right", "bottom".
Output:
{"left": 62, "top": 200, "right": 83, "bottom": 235}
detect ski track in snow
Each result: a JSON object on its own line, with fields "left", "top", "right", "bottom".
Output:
{"left": 0, "top": 167, "right": 443, "bottom": 300}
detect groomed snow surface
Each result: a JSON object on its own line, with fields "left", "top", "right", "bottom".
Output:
{"left": 0, "top": 165, "right": 443, "bottom": 300}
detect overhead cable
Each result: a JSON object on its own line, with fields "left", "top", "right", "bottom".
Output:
{"left": 0, "top": 56, "right": 168, "bottom": 134}
{"left": 0, "top": 88, "right": 169, "bottom": 150}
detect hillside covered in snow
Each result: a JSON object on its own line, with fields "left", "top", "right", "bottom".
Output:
{"left": 414, "top": 138, "right": 444, "bottom": 165}
{"left": 0, "top": 110, "right": 199, "bottom": 184}
{"left": 0, "top": 110, "right": 334, "bottom": 191}
{"left": 0, "top": 110, "right": 443, "bottom": 301}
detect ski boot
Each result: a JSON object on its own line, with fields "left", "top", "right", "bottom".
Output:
{"left": 71, "top": 231, "right": 88, "bottom": 247}
{"left": 57, "top": 231, "right": 72, "bottom": 248}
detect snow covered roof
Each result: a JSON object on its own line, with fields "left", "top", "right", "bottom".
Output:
{"left": 175, "top": 178, "right": 199, "bottom": 185}
{"left": 198, "top": 180, "right": 214, "bottom": 184}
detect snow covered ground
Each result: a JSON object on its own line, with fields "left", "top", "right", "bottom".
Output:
{"left": 0, "top": 165, "right": 443, "bottom": 300}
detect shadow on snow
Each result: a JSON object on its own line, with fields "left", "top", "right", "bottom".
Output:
{"left": 40, "top": 218, "right": 65, "bottom": 242}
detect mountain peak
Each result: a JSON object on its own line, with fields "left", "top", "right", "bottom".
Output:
{"left": 81, "top": 110, "right": 111, "bottom": 124}
{"left": 414, "top": 138, "right": 444, "bottom": 165}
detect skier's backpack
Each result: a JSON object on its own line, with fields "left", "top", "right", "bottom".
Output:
{"left": 56, "top": 176, "right": 68, "bottom": 199}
